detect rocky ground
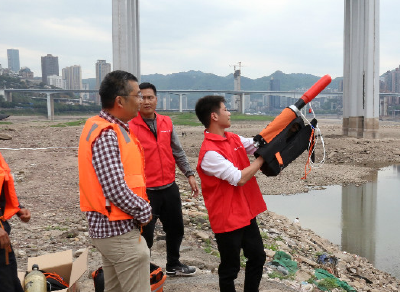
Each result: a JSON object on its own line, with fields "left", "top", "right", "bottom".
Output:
{"left": 1, "top": 115, "right": 400, "bottom": 292}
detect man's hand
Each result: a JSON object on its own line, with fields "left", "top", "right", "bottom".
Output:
{"left": 17, "top": 208, "right": 31, "bottom": 223}
{"left": 139, "top": 214, "right": 153, "bottom": 227}
{"left": 0, "top": 228, "right": 10, "bottom": 249}
{"left": 188, "top": 175, "right": 200, "bottom": 197}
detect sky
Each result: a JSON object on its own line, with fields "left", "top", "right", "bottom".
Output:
{"left": 1, "top": 0, "right": 399, "bottom": 80}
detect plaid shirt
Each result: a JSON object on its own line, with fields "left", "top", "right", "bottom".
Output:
{"left": 85, "top": 110, "right": 152, "bottom": 238}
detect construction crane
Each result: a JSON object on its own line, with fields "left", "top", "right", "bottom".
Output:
{"left": 229, "top": 61, "right": 243, "bottom": 73}
{"left": 229, "top": 62, "right": 244, "bottom": 112}
{"left": 229, "top": 62, "right": 243, "bottom": 91}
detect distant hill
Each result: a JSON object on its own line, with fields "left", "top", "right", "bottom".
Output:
{"left": 141, "top": 70, "right": 342, "bottom": 91}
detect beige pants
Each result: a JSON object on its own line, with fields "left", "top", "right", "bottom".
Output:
{"left": 92, "top": 228, "right": 150, "bottom": 292}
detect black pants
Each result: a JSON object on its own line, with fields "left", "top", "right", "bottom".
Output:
{"left": 0, "top": 220, "right": 24, "bottom": 292}
{"left": 142, "top": 182, "right": 184, "bottom": 267}
{"left": 215, "top": 218, "right": 266, "bottom": 292}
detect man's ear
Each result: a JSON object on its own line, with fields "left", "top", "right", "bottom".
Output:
{"left": 211, "top": 112, "right": 218, "bottom": 121}
{"left": 115, "top": 96, "right": 123, "bottom": 107}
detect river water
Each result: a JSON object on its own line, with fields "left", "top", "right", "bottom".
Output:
{"left": 263, "top": 165, "right": 400, "bottom": 279}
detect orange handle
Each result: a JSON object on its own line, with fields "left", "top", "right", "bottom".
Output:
{"left": 301, "top": 74, "right": 332, "bottom": 104}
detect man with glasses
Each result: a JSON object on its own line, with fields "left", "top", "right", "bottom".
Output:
{"left": 79, "top": 70, "right": 152, "bottom": 292}
{"left": 129, "top": 82, "right": 199, "bottom": 276}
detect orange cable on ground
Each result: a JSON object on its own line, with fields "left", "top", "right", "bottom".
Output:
{"left": 302, "top": 129, "right": 315, "bottom": 180}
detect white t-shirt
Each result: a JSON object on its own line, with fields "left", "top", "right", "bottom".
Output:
{"left": 200, "top": 135, "right": 256, "bottom": 186}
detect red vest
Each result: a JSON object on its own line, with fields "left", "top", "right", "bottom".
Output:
{"left": 197, "top": 131, "right": 267, "bottom": 233}
{"left": 79, "top": 116, "right": 148, "bottom": 221}
{"left": 0, "top": 153, "right": 20, "bottom": 220}
{"left": 129, "top": 113, "right": 176, "bottom": 188}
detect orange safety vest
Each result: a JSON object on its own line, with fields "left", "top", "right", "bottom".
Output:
{"left": 79, "top": 116, "right": 148, "bottom": 221}
{"left": 0, "top": 153, "right": 20, "bottom": 220}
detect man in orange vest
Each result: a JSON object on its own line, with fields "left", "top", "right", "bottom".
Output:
{"left": 195, "top": 95, "right": 267, "bottom": 292}
{"left": 79, "top": 70, "right": 152, "bottom": 292}
{"left": 129, "top": 82, "right": 199, "bottom": 276}
{"left": 0, "top": 152, "right": 31, "bottom": 292}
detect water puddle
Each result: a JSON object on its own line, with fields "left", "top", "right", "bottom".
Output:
{"left": 263, "top": 165, "right": 400, "bottom": 279}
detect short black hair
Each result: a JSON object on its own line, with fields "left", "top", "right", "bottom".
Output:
{"left": 195, "top": 95, "right": 226, "bottom": 128}
{"left": 139, "top": 82, "right": 157, "bottom": 96}
{"left": 99, "top": 70, "right": 138, "bottom": 109}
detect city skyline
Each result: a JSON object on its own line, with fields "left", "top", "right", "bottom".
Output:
{"left": 1, "top": 1, "right": 400, "bottom": 80}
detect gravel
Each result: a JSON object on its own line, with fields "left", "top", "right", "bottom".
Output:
{"left": 1, "top": 115, "right": 399, "bottom": 292}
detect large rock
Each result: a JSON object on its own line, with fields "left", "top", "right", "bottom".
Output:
{"left": 0, "top": 133, "right": 12, "bottom": 140}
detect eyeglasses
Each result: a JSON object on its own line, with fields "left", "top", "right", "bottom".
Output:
{"left": 121, "top": 92, "right": 143, "bottom": 100}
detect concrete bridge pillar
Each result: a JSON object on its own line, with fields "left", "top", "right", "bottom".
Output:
{"left": 343, "top": 0, "right": 379, "bottom": 138}
{"left": 112, "top": 0, "right": 140, "bottom": 79}
{"left": 240, "top": 93, "right": 245, "bottom": 114}
{"left": 46, "top": 93, "right": 54, "bottom": 120}
{"left": 3, "top": 91, "right": 12, "bottom": 102}
{"left": 179, "top": 94, "right": 183, "bottom": 113}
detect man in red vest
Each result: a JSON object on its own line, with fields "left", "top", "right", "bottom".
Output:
{"left": 79, "top": 70, "right": 152, "bottom": 292}
{"left": 129, "top": 82, "right": 198, "bottom": 276}
{"left": 195, "top": 95, "right": 267, "bottom": 292}
{"left": 0, "top": 152, "right": 31, "bottom": 292}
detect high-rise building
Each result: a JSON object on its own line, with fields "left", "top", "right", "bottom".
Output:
{"left": 96, "top": 60, "right": 111, "bottom": 88}
{"left": 269, "top": 77, "right": 281, "bottom": 109}
{"left": 41, "top": 54, "right": 59, "bottom": 84}
{"left": 95, "top": 60, "right": 111, "bottom": 104}
{"left": 7, "top": 49, "right": 20, "bottom": 73}
{"left": 232, "top": 68, "right": 241, "bottom": 111}
{"left": 47, "top": 75, "right": 66, "bottom": 89}
{"left": 62, "top": 65, "right": 82, "bottom": 93}
{"left": 82, "top": 83, "right": 90, "bottom": 100}
{"left": 269, "top": 77, "right": 280, "bottom": 91}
